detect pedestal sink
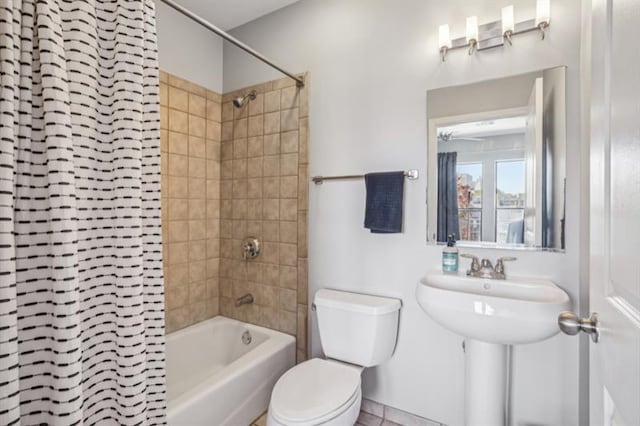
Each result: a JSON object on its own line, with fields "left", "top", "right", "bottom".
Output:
{"left": 416, "top": 272, "right": 570, "bottom": 426}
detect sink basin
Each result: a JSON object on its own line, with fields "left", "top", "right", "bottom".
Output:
{"left": 416, "top": 272, "right": 571, "bottom": 345}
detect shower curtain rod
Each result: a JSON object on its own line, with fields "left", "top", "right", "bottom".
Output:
{"left": 158, "top": 0, "right": 305, "bottom": 87}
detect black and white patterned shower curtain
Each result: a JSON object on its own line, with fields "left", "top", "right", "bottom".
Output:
{"left": 0, "top": 0, "right": 166, "bottom": 424}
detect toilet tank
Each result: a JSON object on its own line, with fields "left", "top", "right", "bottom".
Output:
{"left": 314, "top": 289, "right": 401, "bottom": 367}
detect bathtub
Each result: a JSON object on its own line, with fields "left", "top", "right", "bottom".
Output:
{"left": 166, "top": 316, "right": 296, "bottom": 426}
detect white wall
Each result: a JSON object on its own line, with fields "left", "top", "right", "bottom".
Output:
{"left": 225, "top": 1, "right": 584, "bottom": 425}
{"left": 155, "top": 1, "right": 223, "bottom": 92}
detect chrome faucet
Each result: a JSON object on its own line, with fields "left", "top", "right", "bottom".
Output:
{"left": 235, "top": 293, "right": 254, "bottom": 307}
{"left": 460, "top": 254, "right": 516, "bottom": 280}
{"left": 494, "top": 257, "right": 517, "bottom": 279}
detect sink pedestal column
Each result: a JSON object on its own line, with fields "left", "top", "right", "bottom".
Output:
{"left": 464, "top": 339, "right": 507, "bottom": 426}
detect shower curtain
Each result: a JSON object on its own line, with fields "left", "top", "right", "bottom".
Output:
{"left": 0, "top": 0, "right": 166, "bottom": 424}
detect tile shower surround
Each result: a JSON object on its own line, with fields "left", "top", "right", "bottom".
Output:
{"left": 219, "top": 75, "right": 309, "bottom": 363}
{"left": 159, "top": 71, "right": 309, "bottom": 362}
{"left": 160, "top": 71, "right": 222, "bottom": 333}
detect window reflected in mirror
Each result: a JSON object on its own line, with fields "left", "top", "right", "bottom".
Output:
{"left": 456, "top": 162, "right": 482, "bottom": 242}
{"left": 495, "top": 160, "right": 525, "bottom": 244}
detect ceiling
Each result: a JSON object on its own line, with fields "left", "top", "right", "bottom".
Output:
{"left": 439, "top": 116, "right": 527, "bottom": 139}
{"left": 171, "top": 0, "right": 303, "bottom": 30}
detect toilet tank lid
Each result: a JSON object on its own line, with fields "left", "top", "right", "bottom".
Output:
{"left": 314, "top": 289, "right": 401, "bottom": 315}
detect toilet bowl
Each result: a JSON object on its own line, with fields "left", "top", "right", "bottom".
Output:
{"left": 267, "top": 359, "right": 362, "bottom": 426}
{"left": 267, "top": 289, "right": 401, "bottom": 426}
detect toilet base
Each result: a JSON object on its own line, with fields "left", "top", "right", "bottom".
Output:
{"left": 267, "top": 389, "right": 361, "bottom": 426}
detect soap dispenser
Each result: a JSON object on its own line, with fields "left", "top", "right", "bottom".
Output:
{"left": 442, "top": 234, "right": 459, "bottom": 273}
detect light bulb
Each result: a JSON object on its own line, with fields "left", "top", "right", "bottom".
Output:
{"left": 536, "top": 0, "right": 550, "bottom": 26}
{"left": 439, "top": 24, "right": 452, "bottom": 49}
{"left": 466, "top": 16, "right": 479, "bottom": 55}
{"left": 502, "top": 5, "right": 514, "bottom": 35}
{"left": 466, "top": 16, "right": 478, "bottom": 44}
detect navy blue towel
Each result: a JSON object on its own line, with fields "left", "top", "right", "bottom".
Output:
{"left": 364, "top": 172, "right": 405, "bottom": 233}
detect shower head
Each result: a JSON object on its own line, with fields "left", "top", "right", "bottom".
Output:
{"left": 233, "top": 90, "right": 257, "bottom": 108}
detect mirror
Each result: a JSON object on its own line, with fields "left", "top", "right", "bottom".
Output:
{"left": 427, "top": 66, "right": 566, "bottom": 251}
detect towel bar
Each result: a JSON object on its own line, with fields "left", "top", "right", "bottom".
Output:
{"left": 312, "top": 169, "right": 419, "bottom": 185}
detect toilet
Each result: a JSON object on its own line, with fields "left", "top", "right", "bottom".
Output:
{"left": 267, "top": 289, "right": 401, "bottom": 426}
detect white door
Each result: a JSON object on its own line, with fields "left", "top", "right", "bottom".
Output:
{"left": 524, "top": 78, "right": 543, "bottom": 246}
{"left": 589, "top": 0, "right": 640, "bottom": 424}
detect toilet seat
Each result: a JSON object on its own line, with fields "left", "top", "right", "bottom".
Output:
{"left": 269, "top": 358, "right": 362, "bottom": 425}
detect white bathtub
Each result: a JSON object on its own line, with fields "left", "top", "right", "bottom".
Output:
{"left": 166, "top": 316, "right": 295, "bottom": 426}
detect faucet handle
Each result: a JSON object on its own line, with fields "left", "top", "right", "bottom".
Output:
{"left": 460, "top": 253, "right": 480, "bottom": 272}
{"left": 495, "top": 256, "right": 517, "bottom": 274}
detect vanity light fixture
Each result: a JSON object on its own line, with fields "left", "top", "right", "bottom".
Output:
{"left": 535, "top": 0, "right": 551, "bottom": 39}
{"left": 466, "top": 16, "right": 478, "bottom": 55}
{"left": 502, "top": 5, "right": 515, "bottom": 45}
{"left": 439, "top": 24, "right": 452, "bottom": 62}
{"left": 437, "top": 1, "right": 551, "bottom": 62}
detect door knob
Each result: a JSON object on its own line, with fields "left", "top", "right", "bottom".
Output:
{"left": 558, "top": 311, "right": 600, "bottom": 343}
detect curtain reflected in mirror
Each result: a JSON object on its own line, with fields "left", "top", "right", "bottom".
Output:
{"left": 437, "top": 152, "right": 459, "bottom": 242}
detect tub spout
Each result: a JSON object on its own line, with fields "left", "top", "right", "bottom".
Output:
{"left": 235, "top": 293, "right": 254, "bottom": 307}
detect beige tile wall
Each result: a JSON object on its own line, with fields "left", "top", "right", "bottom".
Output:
{"left": 218, "top": 75, "right": 309, "bottom": 362}
{"left": 158, "top": 71, "right": 309, "bottom": 362}
{"left": 159, "top": 71, "right": 222, "bottom": 333}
